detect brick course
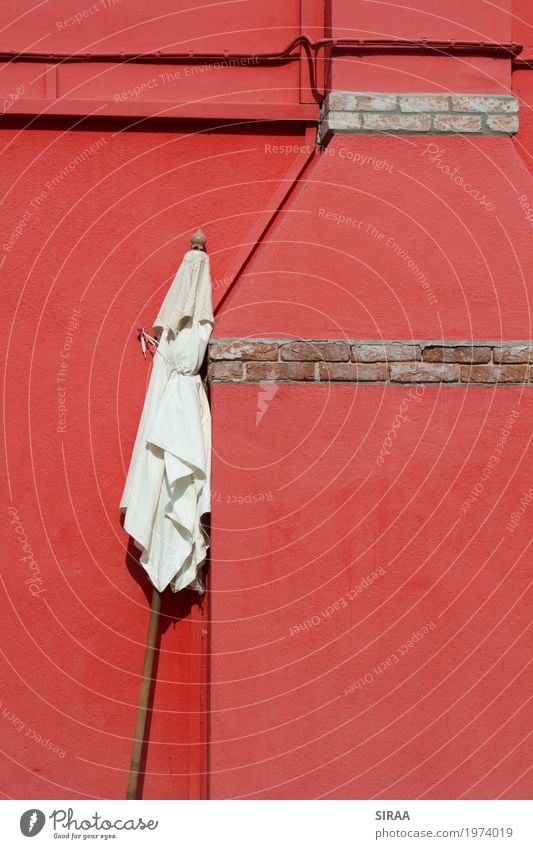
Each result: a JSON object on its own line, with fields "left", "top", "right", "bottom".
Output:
{"left": 209, "top": 340, "right": 533, "bottom": 384}
{"left": 281, "top": 341, "right": 349, "bottom": 361}
{"left": 390, "top": 363, "right": 460, "bottom": 383}
{"left": 208, "top": 361, "right": 244, "bottom": 381}
{"left": 433, "top": 115, "right": 483, "bottom": 133}
{"left": 451, "top": 95, "right": 518, "bottom": 113}
{"left": 352, "top": 343, "right": 421, "bottom": 362}
{"left": 362, "top": 113, "right": 431, "bottom": 132}
{"left": 210, "top": 341, "right": 279, "bottom": 361}
{"left": 423, "top": 346, "right": 491, "bottom": 363}
{"left": 486, "top": 115, "right": 519, "bottom": 133}
{"left": 399, "top": 95, "right": 450, "bottom": 112}
{"left": 493, "top": 346, "right": 533, "bottom": 363}
{"left": 246, "top": 362, "right": 315, "bottom": 381}
{"left": 320, "top": 91, "right": 519, "bottom": 138}
{"left": 319, "top": 362, "right": 387, "bottom": 381}
{"left": 461, "top": 365, "right": 529, "bottom": 383}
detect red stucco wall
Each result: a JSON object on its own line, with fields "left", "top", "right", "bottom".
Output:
{"left": 0, "top": 117, "right": 306, "bottom": 798}
{"left": 215, "top": 134, "right": 533, "bottom": 341}
{"left": 209, "top": 385, "right": 531, "bottom": 798}
{"left": 326, "top": 0, "right": 512, "bottom": 93}
{"left": 1, "top": 0, "right": 531, "bottom": 801}
{"left": 208, "top": 1, "right": 532, "bottom": 800}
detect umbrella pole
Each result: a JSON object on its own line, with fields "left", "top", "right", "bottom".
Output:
{"left": 126, "top": 587, "right": 161, "bottom": 800}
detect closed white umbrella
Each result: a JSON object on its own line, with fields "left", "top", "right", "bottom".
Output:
{"left": 121, "top": 227, "right": 213, "bottom": 593}
{"left": 121, "top": 228, "right": 213, "bottom": 798}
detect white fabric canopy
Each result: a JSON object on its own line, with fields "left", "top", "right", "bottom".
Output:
{"left": 120, "top": 249, "right": 213, "bottom": 593}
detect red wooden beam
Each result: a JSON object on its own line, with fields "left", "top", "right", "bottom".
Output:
{"left": 4, "top": 97, "right": 319, "bottom": 121}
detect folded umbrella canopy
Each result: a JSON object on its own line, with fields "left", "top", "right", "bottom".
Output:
{"left": 121, "top": 228, "right": 213, "bottom": 798}
{"left": 121, "top": 228, "right": 213, "bottom": 593}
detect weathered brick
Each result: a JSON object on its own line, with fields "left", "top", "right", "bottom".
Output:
{"left": 486, "top": 115, "right": 519, "bottom": 134}
{"left": 493, "top": 345, "right": 533, "bottom": 364}
{"left": 433, "top": 115, "right": 482, "bottom": 133}
{"left": 208, "top": 362, "right": 244, "bottom": 381}
{"left": 326, "top": 92, "right": 359, "bottom": 111}
{"left": 319, "top": 362, "right": 387, "bottom": 381}
{"left": 355, "top": 94, "right": 398, "bottom": 111}
{"left": 461, "top": 365, "right": 528, "bottom": 383}
{"left": 281, "top": 342, "right": 350, "bottom": 361}
{"left": 351, "top": 343, "right": 421, "bottom": 362}
{"left": 451, "top": 95, "right": 518, "bottom": 113}
{"left": 325, "top": 111, "right": 362, "bottom": 132}
{"left": 390, "top": 364, "right": 460, "bottom": 382}
{"left": 246, "top": 362, "right": 315, "bottom": 381}
{"left": 326, "top": 92, "right": 398, "bottom": 112}
{"left": 210, "top": 341, "right": 278, "bottom": 361}
{"left": 423, "top": 346, "right": 491, "bottom": 363}
{"left": 399, "top": 95, "right": 449, "bottom": 112}
{"left": 362, "top": 113, "right": 431, "bottom": 132}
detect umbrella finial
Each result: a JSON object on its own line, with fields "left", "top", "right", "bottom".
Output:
{"left": 191, "top": 227, "right": 207, "bottom": 251}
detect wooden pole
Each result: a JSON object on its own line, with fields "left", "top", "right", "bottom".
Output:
{"left": 126, "top": 587, "right": 161, "bottom": 800}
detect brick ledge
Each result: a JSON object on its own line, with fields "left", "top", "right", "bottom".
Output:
{"left": 320, "top": 92, "right": 519, "bottom": 139}
{"left": 208, "top": 340, "right": 533, "bottom": 384}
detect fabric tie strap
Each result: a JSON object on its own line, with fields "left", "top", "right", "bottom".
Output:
{"left": 138, "top": 328, "right": 159, "bottom": 358}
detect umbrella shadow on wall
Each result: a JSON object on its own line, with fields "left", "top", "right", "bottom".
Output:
{"left": 124, "top": 532, "right": 209, "bottom": 799}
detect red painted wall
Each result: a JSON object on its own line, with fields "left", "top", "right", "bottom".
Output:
{"left": 216, "top": 133, "right": 533, "bottom": 341}
{"left": 209, "top": 134, "right": 533, "bottom": 799}
{"left": 208, "top": 0, "right": 532, "bottom": 800}
{"left": 512, "top": 0, "right": 533, "bottom": 172}
{"left": 1, "top": 0, "right": 532, "bottom": 801}
{"left": 0, "top": 0, "right": 316, "bottom": 118}
{"left": 209, "top": 385, "right": 531, "bottom": 798}
{"left": 0, "top": 0, "right": 302, "bottom": 53}
{"left": 0, "top": 116, "right": 306, "bottom": 798}
{"left": 326, "top": 0, "right": 512, "bottom": 94}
